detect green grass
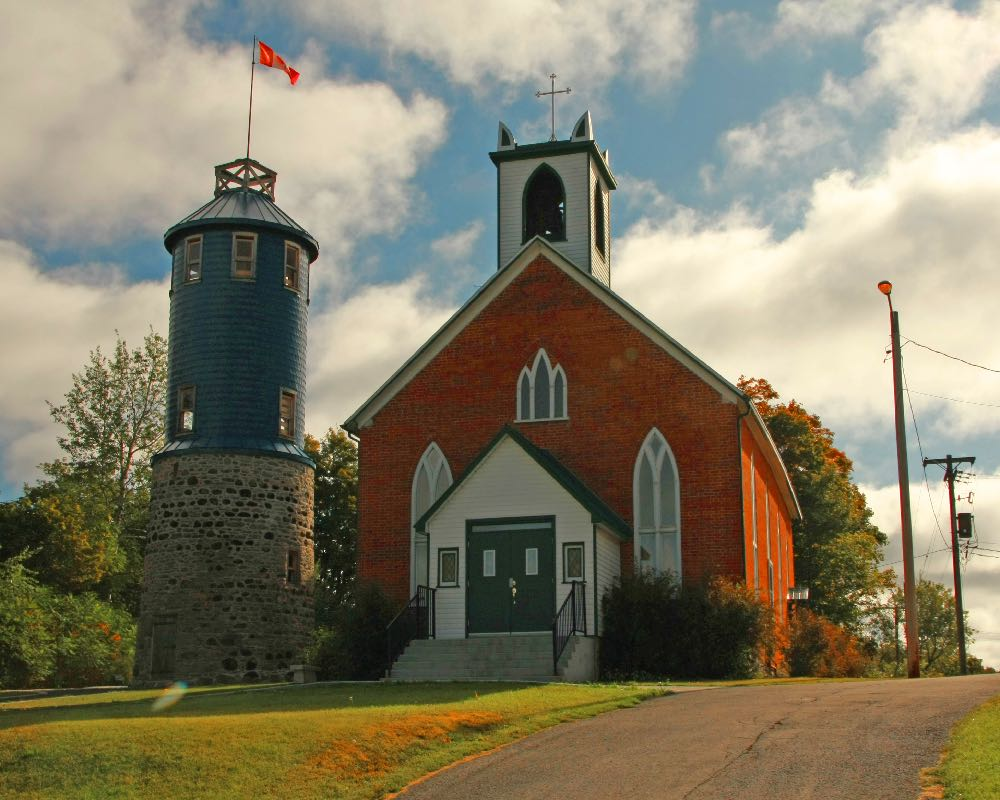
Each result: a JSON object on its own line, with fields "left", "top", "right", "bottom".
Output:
{"left": 0, "top": 682, "right": 668, "bottom": 799}
{"left": 937, "top": 694, "right": 1000, "bottom": 799}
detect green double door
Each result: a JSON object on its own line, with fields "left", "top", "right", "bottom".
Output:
{"left": 467, "top": 519, "right": 555, "bottom": 634}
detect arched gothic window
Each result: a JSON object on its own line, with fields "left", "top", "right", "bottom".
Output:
{"left": 411, "top": 442, "right": 453, "bottom": 592}
{"left": 633, "top": 428, "right": 681, "bottom": 577}
{"left": 523, "top": 165, "right": 566, "bottom": 242}
{"left": 517, "top": 349, "right": 567, "bottom": 421}
{"left": 594, "top": 180, "right": 606, "bottom": 257}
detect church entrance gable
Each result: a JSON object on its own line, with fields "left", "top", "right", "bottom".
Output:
{"left": 466, "top": 518, "right": 555, "bottom": 634}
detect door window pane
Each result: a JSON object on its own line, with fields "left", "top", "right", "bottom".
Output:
{"left": 483, "top": 549, "right": 496, "bottom": 577}
{"left": 525, "top": 547, "right": 538, "bottom": 576}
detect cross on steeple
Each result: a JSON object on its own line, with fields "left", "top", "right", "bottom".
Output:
{"left": 536, "top": 73, "right": 571, "bottom": 141}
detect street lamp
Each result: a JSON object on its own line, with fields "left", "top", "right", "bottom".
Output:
{"left": 878, "top": 279, "right": 920, "bottom": 678}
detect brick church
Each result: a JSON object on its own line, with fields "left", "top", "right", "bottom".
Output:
{"left": 344, "top": 112, "right": 798, "bottom": 674}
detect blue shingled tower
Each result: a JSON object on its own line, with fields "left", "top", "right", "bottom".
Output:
{"left": 136, "top": 158, "right": 320, "bottom": 685}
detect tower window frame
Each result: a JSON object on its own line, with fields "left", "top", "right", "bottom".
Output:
{"left": 522, "top": 164, "right": 567, "bottom": 243}
{"left": 286, "top": 547, "right": 301, "bottom": 585}
{"left": 594, "top": 180, "right": 606, "bottom": 258}
{"left": 516, "top": 349, "right": 568, "bottom": 422}
{"left": 278, "top": 389, "right": 296, "bottom": 439}
{"left": 183, "top": 235, "right": 202, "bottom": 283}
{"left": 177, "top": 385, "right": 196, "bottom": 435}
{"left": 232, "top": 232, "right": 257, "bottom": 280}
{"left": 284, "top": 242, "right": 301, "bottom": 291}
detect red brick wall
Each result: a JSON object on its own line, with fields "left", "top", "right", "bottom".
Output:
{"left": 356, "top": 255, "right": 754, "bottom": 602}
{"left": 741, "top": 421, "right": 796, "bottom": 623}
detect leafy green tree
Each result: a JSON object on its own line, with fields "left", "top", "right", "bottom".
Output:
{"left": 305, "top": 428, "right": 359, "bottom": 625}
{"left": 45, "top": 329, "right": 166, "bottom": 530}
{"left": 874, "top": 580, "right": 977, "bottom": 676}
{"left": 0, "top": 555, "right": 56, "bottom": 688}
{"left": 739, "top": 377, "right": 894, "bottom": 628}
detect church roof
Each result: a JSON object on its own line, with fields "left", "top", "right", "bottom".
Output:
{"left": 414, "top": 425, "right": 632, "bottom": 540}
{"left": 344, "top": 237, "right": 801, "bottom": 520}
{"left": 163, "top": 188, "right": 319, "bottom": 260}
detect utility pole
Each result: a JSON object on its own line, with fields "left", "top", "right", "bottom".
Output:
{"left": 923, "top": 454, "right": 975, "bottom": 675}
{"left": 878, "top": 281, "right": 920, "bottom": 678}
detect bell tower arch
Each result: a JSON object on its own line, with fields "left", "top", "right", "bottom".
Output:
{"left": 491, "top": 110, "right": 616, "bottom": 286}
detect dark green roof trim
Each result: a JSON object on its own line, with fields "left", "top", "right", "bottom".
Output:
{"left": 415, "top": 424, "right": 632, "bottom": 541}
{"left": 164, "top": 189, "right": 319, "bottom": 261}
{"left": 490, "top": 139, "right": 617, "bottom": 190}
{"left": 153, "top": 439, "right": 315, "bottom": 468}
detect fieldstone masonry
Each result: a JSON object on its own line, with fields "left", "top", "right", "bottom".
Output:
{"left": 134, "top": 451, "right": 315, "bottom": 684}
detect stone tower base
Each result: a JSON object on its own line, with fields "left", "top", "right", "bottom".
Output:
{"left": 134, "top": 451, "right": 315, "bottom": 685}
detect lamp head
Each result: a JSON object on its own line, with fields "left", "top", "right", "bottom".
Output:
{"left": 877, "top": 280, "right": 893, "bottom": 296}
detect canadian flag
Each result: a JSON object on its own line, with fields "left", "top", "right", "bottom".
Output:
{"left": 258, "top": 41, "right": 300, "bottom": 85}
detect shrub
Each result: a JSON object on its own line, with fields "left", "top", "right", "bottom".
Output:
{"left": 50, "top": 592, "right": 135, "bottom": 686}
{"left": 600, "top": 572, "right": 775, "bottom": 680}
{"left": 787, "top": 608, "right": 868, "bottom": 677}
{"left": 0, "top": 555, "right": 56, "bottom": 688}
{"left": 308, "top": 581, "right": 397, "bottom": 680}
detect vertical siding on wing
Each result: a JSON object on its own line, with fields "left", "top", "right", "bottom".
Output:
{"left": 595, "top": 525, "right": 620, "bottom": 635}
{"left": 426, "top": 437, "right": 596, "bottom": 638}
{"left": 498, "top": 153, "right": 591, "bottom": 272}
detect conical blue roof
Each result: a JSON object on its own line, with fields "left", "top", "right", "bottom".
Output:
{"left": 164, "top": 188, "right": 318, "bottom": 260}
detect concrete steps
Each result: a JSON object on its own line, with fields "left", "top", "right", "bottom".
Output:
{"left": 389, "top": 635, "right": 560, "bottom": 682}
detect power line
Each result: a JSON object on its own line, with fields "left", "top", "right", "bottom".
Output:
{"left": 907, "top": 389, "right": 1000, "bottom": 409}
{"left": 903, "top": 337, "right": 1000, "bottom": 373}
{"left": 901, "top": 362, "right": 950, "bottom": 554}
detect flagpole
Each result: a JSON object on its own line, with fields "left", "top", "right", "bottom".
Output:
{"left": 246, "top": 35, "right": 257, "bottom": 160}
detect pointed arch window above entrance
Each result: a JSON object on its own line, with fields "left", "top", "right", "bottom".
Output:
{"left": 523, "top": 164, "right": 566, "bottom": 242}
{"left": 517, "top": 349, "right": 567, "bottom": 421}
{"left": 411, "top": 442, "right": 453, "bottom": 593}
{"left": 634, "top": 428, "right": 681, "bottom": 578}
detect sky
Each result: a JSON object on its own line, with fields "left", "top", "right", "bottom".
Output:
{"left": 2, "top": 0, "right": 999, "bottom": 667}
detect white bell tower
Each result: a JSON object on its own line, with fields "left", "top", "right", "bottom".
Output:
{"left": 490, "top": 111, "right": 617, "bottom": 286}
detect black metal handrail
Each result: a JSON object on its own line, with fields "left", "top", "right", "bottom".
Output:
{"left": 385, "top": 585, "right": 436, "bottom": 677}
{"left": 552, "top": 581, "right": 587, "bottom": 674}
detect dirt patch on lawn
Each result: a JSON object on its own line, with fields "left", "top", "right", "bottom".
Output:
{"left": 302, "top": 711, "right": 504, "bottom": 780}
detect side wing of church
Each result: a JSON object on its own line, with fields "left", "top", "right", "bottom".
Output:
{"left": 344, "top": 113, "right": 799, "bottom": 674}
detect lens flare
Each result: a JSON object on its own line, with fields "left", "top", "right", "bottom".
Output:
{"left": 151, "top": 681, "right": 188, "bottom": 712}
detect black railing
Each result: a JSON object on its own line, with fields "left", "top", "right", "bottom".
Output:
{"left": 385, "top": 585, "right": 436, "bottom": 677}
{"left": 552, "top": 581, "right": 587, "bottom": 674}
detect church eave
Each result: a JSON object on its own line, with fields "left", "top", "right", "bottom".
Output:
{"left": 489, "top": 139, "right": 616, "bottom": 189}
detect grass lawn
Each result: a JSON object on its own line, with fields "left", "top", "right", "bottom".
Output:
{"left": 0, "top": 681, "right": 667, "bottom": 799}
{"left": 937, "top": 693, "right": 1000, "bottom": 800}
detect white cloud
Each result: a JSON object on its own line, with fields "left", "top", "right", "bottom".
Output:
{"left": 307, "top": 275, "right": 455, "bottom": 433}
{"left": 615, "top": 127, "right": 1000, "bottom": 440}
{"left": 430, "top": 221, "right": 485, "bottom": 262}
{"left": 0, "top": 241, "right": 169, "bottom": 487}
{"left": 722, "top": 98, "right": 848, "bottom": 172}
{"left": 287, "top": 0, "right": 697, "bottom": 91}
{"left": 0, "top": 1, "right": 447, "bottom": 265}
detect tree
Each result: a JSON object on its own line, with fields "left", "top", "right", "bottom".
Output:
{"left": 873, "top": 580, "right": 978, "bottom": 676}
{"left": 305, "top": 428, "right": 359, "bottom": 624}
{"left": 45, "top": 329, "right": 166, "bottom": 529}
{"left": 739, "top": 377, "right": 894, "bottom": 628}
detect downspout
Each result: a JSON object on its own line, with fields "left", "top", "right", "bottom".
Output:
{"left": 736, "top": 397, "right": 752, "bottom": 583}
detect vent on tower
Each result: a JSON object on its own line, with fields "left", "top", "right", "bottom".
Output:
{"left": 497, "top": 121, "right": 517, "bottom": 151}
{"left": 571, "top": 111, "right": 593, "bottom": 142}
{"left": 214, "top": 157, "right": 278, "bottom": 199}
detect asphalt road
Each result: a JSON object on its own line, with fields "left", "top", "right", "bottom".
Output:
{"left": 398, "top": 674, "right": 1000, "bottom": 800}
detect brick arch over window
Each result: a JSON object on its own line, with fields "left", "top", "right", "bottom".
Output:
{"left": 517, "top": 349, "right": 567, "bottom": 421}
{"left": 411, "top": 442, "right": 453, "bottom": 592}
{"left": 523, "top": 164, "right": 566, "bottom": 242}
{"left": 633, "top": 428, "right": 681, "bottom": 578}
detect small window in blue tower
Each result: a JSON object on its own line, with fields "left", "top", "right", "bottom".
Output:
{"left": 284, "top": 242, "right": 301, "bottom": 291}
{"left": 177, "top": 385, "right": 196, "bottom": 434}
{"left": 232, "top": 233, "right": 256, "bottom": 279}
{"left": 183, "top": 236, "right": 202, "bottom": 282}
{"left": 279, "top": 390, "right": 296, "bottom": 438}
